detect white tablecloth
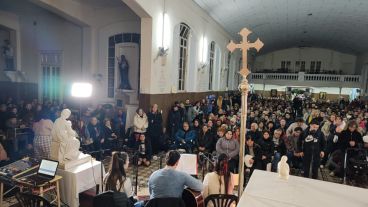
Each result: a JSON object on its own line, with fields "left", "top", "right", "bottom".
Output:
{"left": 238, "top": 170, "right": 368, "bottom": 207}
{"left": 57, "top": 160, "right": 105, "bottom": 207}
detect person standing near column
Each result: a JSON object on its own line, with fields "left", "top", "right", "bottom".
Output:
{"left": 147, "top": 104, "right": 163, "bottom": 155}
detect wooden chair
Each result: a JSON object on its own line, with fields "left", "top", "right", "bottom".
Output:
{"left": 204, "top": 194, "right": 238, "bottom": 207}
{"left": 16, "top": 192, "right": 52, "bottom": 207}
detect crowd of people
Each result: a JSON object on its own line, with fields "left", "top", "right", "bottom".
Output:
{"left": 0, "top": 93, "right": 368, "bottom": 205}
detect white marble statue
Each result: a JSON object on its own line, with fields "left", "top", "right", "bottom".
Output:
{"left": 50, "top": 109, "right": 81, "bottom": 164}
{"left": 277, "top": 155, "right": 290, "bottom": 180}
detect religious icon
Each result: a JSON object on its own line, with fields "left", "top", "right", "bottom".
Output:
{"left": 116, "top": 55, "right": 132, "bottom": 90}
{"left": 271, "top": 89, "right": 277, "bottom": 97}
{"left": 319, "top": 92, "right": 327, "bottom": 100}
{"left": 2, "top": 40, "right": 14, "bottom": 71}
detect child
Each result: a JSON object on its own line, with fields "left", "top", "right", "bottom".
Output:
{"left": 136, "top": 134, "right": 151, "bottom": 166}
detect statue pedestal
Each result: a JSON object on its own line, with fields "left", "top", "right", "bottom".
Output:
{"left": 58, "top": 153, "right": 91, "bottom": 170}
{"left": 115, "top": 89, "right": 139, "bottom": 131}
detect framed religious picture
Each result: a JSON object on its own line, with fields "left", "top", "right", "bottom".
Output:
{"left": 271, "top": 89, "right": 277, "bottom": 97}
{"left": 319, "top": 92, "right": 327, "bottom": 100}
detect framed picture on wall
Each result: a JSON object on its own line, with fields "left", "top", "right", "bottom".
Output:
{"left": 319, "top": 92, "right": 327, "bottom": 100}
{"left": 271, "top": 89, "right": 277, "bottom": 97}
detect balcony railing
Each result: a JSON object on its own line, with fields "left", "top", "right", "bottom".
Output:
{"left": 250, "top": 72, "right": 361, "bottom": 84}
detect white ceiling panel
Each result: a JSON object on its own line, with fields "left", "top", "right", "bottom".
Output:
{"left": 193, "top": 0, "right": 368, "bottom": 54}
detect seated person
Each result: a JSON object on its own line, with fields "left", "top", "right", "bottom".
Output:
{"left": 244, "top": 136, "right": 262, "bottom": 174}
{"left": 197, "top": 125, "right": 213, "bottom": 154}
{"left": 148, "top": 150, "right": 203, "bottom": 199}
{"left": 202, "top": 153, "right": 234, "bottom": 204}
{"left": 284, "top": 127, "right": 303, "bottom": 169}
{"left": 259, "top": 131, "right": 274, "bottom": 171}
{"left": 135, "top": 133, "right": 152, "bottom": 166}
{"left": 85, "top": 117, "right": 103, "bottom": 151}
{"left": 216, "top": 130, "right": 239, "bottom": 173}
{"left": 104, "top": 151, "right": 143, "bottom": 207}
{"left": 174, "top": 122, "right": 196, "bottom": 153}
{"left": 271, "top": 128, "right": 287, "bottom": 172}
{"left": 102, "top": 119, "right": 118, "bottom": 149}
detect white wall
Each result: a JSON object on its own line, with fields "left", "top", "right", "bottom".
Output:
{"left": 254, "top": 47, "right": 357, "bottom": 74}
{"left": 132, "top": 0, "right": 240, "bottom": 94}
{"left": 0, "top": 0, "right": 83, "bottom": 101}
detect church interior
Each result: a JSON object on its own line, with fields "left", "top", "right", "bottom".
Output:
{"left": 0, "top": 0, "right": 367, "bottom": 206}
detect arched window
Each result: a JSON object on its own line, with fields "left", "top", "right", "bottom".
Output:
{"left": 226, "top": 52, "right": 231, "bottom": 88}
{"left": 178, "top": 23, "right": 190, "bottom": 91}
{"left": 209, "top": 41, "right": 215, "bottom": 90}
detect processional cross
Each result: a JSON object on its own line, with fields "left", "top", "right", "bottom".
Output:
{"left": 227, "top": 28, "right": 263, "bottom": 197}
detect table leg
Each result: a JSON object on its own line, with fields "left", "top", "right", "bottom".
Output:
{"left": 0, "top": 182, "right": 4, "bottom": 207}
{"left": 56, "top": 181, "right": 61, "bottom": 207}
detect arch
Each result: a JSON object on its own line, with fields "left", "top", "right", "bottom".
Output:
{"left": 208, "top": 41, "right": 215, "bottom": 90}
{"left": 177, "top": 22, "right": 190, "bottom": 91}
{"left": 0, "top": 11, "right": 21, "bottom": 70}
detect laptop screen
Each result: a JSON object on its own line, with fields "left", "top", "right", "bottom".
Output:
{"left": 38, "top": 160, "right": 58, "bottom": 177}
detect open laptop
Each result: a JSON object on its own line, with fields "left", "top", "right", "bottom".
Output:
{"left": 26, "top": 159, "right": 59, "bottom": 185}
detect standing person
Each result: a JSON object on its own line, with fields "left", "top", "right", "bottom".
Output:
{"left": 168, "top": 104, "right": 182, "bottom": 140}
{"left": 133, "top": 108, "right": 148, "bottom": 142}
{"left": 147, "top": 104, "right": 163, "bottom": 155}
{"left": 298, "top": 119, "right": 326, "bottom": 179}
{"left": 33, "top": 112, "right": 53, "bottom": 159}
{"left": 184, "top": 100, "right": 196, "bottom": 125}
{"left": 202, "top": 153, "right": 234, "bottom": 203}
{"left": 216, "top": 130, "right": 239, "bottom": 173}
{"left": 148, "top": 150, "right": 203, "bottom": 199}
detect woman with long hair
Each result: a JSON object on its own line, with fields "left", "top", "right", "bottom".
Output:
{"left": 33, "top": 110, "right": 53, "bottom": 159}
{"left": 104, "top": 151, "right": 133, "bottom": 197}
{"left": 202, "top": 153, "right": 234, "bottom": 202}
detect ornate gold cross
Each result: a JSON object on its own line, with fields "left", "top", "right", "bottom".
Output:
{"left": 227, "top": 28, "right": 264, "bottom": 77}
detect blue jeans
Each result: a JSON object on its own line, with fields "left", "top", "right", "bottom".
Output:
{"left": 134, "top": 201, "right": 144, "bottom": 207}
{"left": 272, "top": 152, "right": 281, "bottom": 172}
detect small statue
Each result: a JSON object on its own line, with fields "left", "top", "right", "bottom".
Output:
{"left": 117, "top": 55, "right": 132, "bottom": 90}
{"left": 277, "top": 155, "right": 290, "bottom": 180}
{"left": 50, "top": 109, "right": 81, "bottom": 164}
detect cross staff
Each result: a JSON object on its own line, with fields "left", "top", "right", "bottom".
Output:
{"left": 227, "top": 28, "right": 263, "bottom": 197}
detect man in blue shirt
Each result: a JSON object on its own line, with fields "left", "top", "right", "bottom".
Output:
{"left": 148, "top": 150, "right": 203, "bottom": 199}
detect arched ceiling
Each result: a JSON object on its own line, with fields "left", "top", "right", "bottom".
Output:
{"left": 193, "top": 0, "right": 368, "bottom": 55}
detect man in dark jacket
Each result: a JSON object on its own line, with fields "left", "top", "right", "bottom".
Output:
{"left": 168, "top": 105, "right": 182, "bottom": 139}
{"left": 85, "top": 117, "right": 103, "bottom": 150}
{"left": 245, "top": 136, "right": 262, "bottom": 174}
{"left": 298, "top": 119, "right": 326, "bottom": 179}
{"left": 248, "top": 123, "right": 262, "bottom": 144}
{"left": 147, "top": 104, "right": 163, "bottom": 155}
{"left": 259, "top": 131, "right": 274, "bottom": 170}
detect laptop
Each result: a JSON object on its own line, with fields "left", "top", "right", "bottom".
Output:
{"left": 26, "top": 159, "right": 59, "bottom": 185}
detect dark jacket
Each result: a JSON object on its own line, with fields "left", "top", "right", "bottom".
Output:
{"left": 248, "top": 130, "right": 262, "bottom": 144}
{"left": 168, "top": 109, "right": 181, "bottom": 132}
{"left": 86, "top": 123, "right": 103, "bottom": 142}
{"left": 298, "top": 128, "right": 326, "bottom": 155}
{"left": 197, "top": 131, "right": 213, "bottom": 151}
{"left": 273, "top": 137, "right": 287, "bottom": 155}
{"left": 259, "top": 138, "right": 274, "bottom": 162}
{"left": 337, "top": 130, "right": 363, "bottom": 152}
{"left": 245, "top": 143, "right": 262, "bottom": 165}
{"left": 147, "top": 111, "right": 163, "bottom": 137}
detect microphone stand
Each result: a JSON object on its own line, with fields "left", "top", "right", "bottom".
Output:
{"left": 88, "top": 148, "right": 111, "bottom": 194}
{"left": 199, "top": 152, "right": 216, "bottom": 181}
{"left": 132, "top": 151, "right": 139, "bottom": 195}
